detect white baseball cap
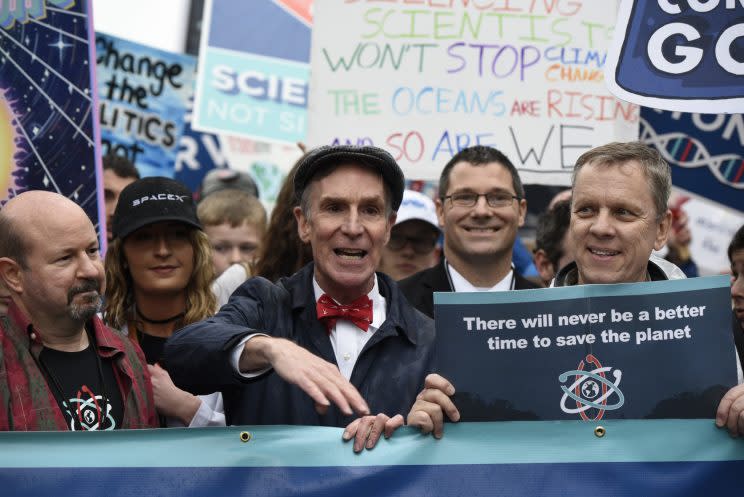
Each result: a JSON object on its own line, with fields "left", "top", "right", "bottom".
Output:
{"left": 395, "top": 190, "right": 440, "bottom": 232}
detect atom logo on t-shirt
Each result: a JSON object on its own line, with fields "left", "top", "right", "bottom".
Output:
{"left": 61, "top": 385, "right": 117, "bottom": 431}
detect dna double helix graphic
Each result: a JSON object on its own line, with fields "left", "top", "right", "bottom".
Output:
{"left": 640, "top": 118, "right": 744, "bottom": 190}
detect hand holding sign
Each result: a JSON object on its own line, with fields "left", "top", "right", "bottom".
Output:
{"left": 716, "top": 384, "right": 744, "bottom": 437}
{"left": 407, "top": 374, "right": 460, "bottom": 439}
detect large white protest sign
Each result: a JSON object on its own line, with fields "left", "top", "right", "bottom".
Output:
{"left": 307, "top": 1, "right": 637, "bottom": 183}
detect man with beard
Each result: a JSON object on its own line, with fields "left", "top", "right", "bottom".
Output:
{"left": 0, "top": 191, "right": 156, "bottom": 431}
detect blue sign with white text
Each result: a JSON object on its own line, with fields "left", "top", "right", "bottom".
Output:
{"left": 434, "top": 276, "right": 737, "bottom": 421}
{"left": 606, "top": 0, "right": 744, "bottom": 113}
{"left": 192, "top": 0, "right": 311, "bottom": 144}
{"left": 640, "top": 109, "right": 744, "bottom": 213}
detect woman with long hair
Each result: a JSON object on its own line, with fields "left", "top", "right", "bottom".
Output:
{"left": 253, "top": 156, "right": 313, "bottom": 281}
{"left": 104, "top": 177, "right": 223, "bottom": 426}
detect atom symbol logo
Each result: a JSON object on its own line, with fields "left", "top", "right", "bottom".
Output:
{"left": 559, "top": 354, "right": 624, "bottom": 421}
{"left": 581, "top": 380, "right": 600, "bottom": 400}
{"left": 83, "top": 409, "right": 96, "bottom": 424}
{"left": 61, "top": 385, "right": 116, "bottom": 431}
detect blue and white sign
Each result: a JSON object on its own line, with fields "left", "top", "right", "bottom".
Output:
{"left": 606, "top": 0, "right": 744, "bottom": 113}
{"left": 640, "top": 109, "right": 744, "bottom": 214}
{"left": 434, "top": 276, "right": 737, "bottom": 421}
{"left": 96, "top": 32, "right": 196, "bottom": 178}
{"left": 192, "top": 0, "right": 311, "bottom": 144}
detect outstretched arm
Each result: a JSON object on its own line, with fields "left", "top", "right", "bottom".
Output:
{"left": 240, "top": 336, "right": 370, "bottom": 417}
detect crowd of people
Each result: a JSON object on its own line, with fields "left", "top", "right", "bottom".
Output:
{"left": 1, "top": 141, "right": 743, "bottom": 451}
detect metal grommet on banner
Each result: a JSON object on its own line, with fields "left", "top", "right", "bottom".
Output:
{"left": 239, "top": 431, "right": 252, "bottom": 443}
{"left": 594, "top": 426, "right": 606, "bottom": 438}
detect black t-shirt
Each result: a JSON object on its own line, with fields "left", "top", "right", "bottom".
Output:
{"left": 137, "top": 331, "right": 168, "bottom": 365}
{"left": 38, "top": 344, "right": 124, "bottom": 431}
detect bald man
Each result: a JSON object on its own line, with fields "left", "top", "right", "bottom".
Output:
{"left": 0, "top": 191, "right": 156, "bottom": 431}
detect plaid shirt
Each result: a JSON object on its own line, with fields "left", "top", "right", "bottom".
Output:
{"left": 0, "top": 301, "right": 157, "bottom": 431}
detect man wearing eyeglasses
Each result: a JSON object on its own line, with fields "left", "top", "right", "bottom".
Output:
{"left": 378, "top": 190, "right": 441, "bottom": 281}
{"left": 399, "top": 146, "right": 539, "bottom": 318}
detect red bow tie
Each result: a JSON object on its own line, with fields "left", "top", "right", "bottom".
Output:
{"left": 316, "top": 294, "right": 373, "bottom": 332}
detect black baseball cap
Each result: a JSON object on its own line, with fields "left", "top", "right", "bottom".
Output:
{"left": 111, "top": 177, "right": 202, "bottom": 240}
{"left": 294, "top": 145, "right": 405, "bottom": 211}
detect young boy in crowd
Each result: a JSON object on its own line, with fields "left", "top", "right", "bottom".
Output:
{"left": 197, "top": 189, "right": 267, "bottom": 277}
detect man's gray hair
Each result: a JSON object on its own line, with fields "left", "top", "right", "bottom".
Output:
{"left": 572, "top": 142, "right": 671, "bottom": 220}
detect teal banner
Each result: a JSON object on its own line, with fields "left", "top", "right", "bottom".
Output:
{"left": 2, "top": 420, "right": 744, "bottom": 496}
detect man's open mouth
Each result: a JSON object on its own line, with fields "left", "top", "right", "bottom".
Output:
{"left": 588, "top": 248, "right": 620, "bottom": 256}
{"left": 334, "top": 248, "right": 367, "bottom": 260}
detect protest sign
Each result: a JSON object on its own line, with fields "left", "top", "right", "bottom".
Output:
{"left": 680, "top": 197, "right": 744, "bottom": 275}
{"left": 607, "top": 0, "right": 744, "bottom": 114}
{"left": 96, "top": 32, "right": 195, "bottom": 178}
{"left": 174, "top": 86, "right": 222, "bottom": 192}
{"left": 176, "top": 96, "right": 301, "bottom": 205}
{"left": 307, "top": 1, "right": 637, "bottom": 183}
{"left": 2, "top": 421, "right": 744, "bottom": 496}
{"left": 434, "top": 276, "right": 736, "bottom": 421}
{"left": 0, "top": 0, "right": 101, "bottom": 229}
{"left": 192, "top": 0, "right": 311, "bottom": 144}
{"left": 640, "top": 108, "right": 744, "bottom": 215}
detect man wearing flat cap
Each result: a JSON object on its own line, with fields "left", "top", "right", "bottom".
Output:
{"left": 165, "top": 145, "right": 434, "bottom": 451}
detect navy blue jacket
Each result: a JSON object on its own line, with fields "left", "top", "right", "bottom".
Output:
{"left": 164, "top": 263, "right": 435, "bottom": 427}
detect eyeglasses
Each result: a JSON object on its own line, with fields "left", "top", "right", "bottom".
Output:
{"left": 442, "top": 192, "right": 520, "bottom": 208}
{"left": 387, "top": 233, "right": 437, "bottom": 254}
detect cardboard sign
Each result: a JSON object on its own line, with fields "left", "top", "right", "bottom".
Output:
{"left": 307, "top": 1, "right": 638, "bottom": 182}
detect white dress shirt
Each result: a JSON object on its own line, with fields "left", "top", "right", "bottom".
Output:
{"left": 231, "top": 276, "right": 386, "bottom": 381}
{"left": 313, "top": 277, "right": 386, "bottom": 380}
{"left": 447, "top": 263, "right": 515, "bottom": 292}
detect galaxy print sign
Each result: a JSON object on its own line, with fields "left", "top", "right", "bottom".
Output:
{"left": 0, "top": 0, "right": 101, "bottom": 226}
{"left": 96, "top": 32, "right": 195, "bottom": 178}
{"left": 434, "top": 276, "right": 737, "bottom": 422}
